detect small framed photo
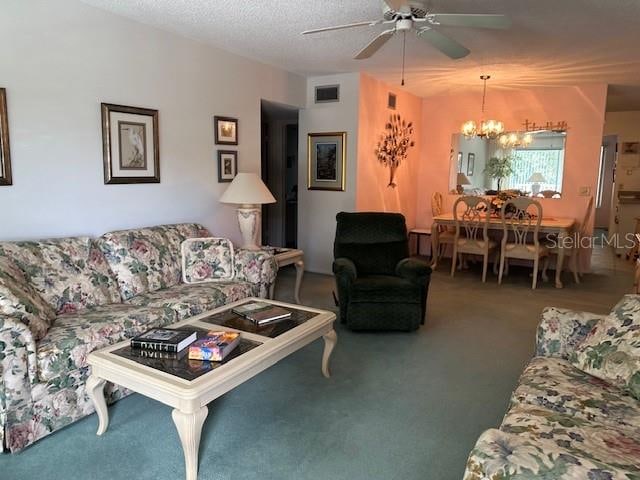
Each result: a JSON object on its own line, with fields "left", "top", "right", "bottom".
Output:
{"left": 217, "top": 150, "right": 238, "bottom": 183}
{"left": 457, "top": 152, "right": 463, "bottom": 173}
{"left": 101, "top": 103, "right": 159, "bottom": 184}
{"left": 307, "top": 132, "right": 346, "bottom": 191}
{"left": 214, "top": 116, "right": 238, "bottom": 145}
{"left": 0, "top": 88, "right": 12, "bottom": 186}
{"left": 622, "top": 142, "right": 640, "bottom": 155}
{"left": 467, "top": 153, "right": 475, "bottom": 176}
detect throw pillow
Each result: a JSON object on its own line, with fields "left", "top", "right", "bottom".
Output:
{"left": 0, "top": 256, "right": 56, "bottom": 340}
{"left": 181, "top": 237, "right": 235, "bottom": 284}
{"left": 570, "top": 294, "right": 640, "bottom": 399}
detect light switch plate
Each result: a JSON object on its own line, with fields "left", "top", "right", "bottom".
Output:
{"left": 579, "top": 186, "right": 591, "bottom": 196}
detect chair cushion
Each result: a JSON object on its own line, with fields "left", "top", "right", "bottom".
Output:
{"left": 511, "top": 357, "right": 640, "bottom": 436}
{"left": 181, "top": 237, "right": 234, "bottom": 284}
{"left": 126, "top": 282, "right": 253, "bottom": 319}
{"left": 570, "top": 294, "right": 640, "bottom": 400}
{"left": 37, "top": 304, "right": 177, "bottom": 382}
{"left": 350, "top": 275, "right": 421, "bottom": 304}
{"left": 0, "top": 256, "right": 56, "bottom": 340}
{"left": 97, "top": 223, "right": 210, "bottom": 300}
{"left": 0, "top": 237, "right": 121, "bottom": 315}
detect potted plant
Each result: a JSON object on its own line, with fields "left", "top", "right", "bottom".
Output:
{"left": 484, "top": 155, "right": 514, "bottom": 192}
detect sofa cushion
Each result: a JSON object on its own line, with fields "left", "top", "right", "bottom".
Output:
{"left": 499, "top": 404, "right": 640, "bottom": 473}
{"left": 126, "top": 282, "right": 253, "bottom": 319}
{"left": 97, "top": 223, "right": 210, "bottom": 300}
{"left": 0, "top": 237, "right": 121, "bottom": 315}
{"left": 570, "top": 294, "right": 640, "bottom": 400}
{"left": 181, "top": 237, "right": 235, "bottom": 283}
{"left": 511, "top": 357, "right": 640, "bottom": 437}
{"left": 0, "top": 256, "right": 56, "bottom": 340}
{"left": 464, "top": 427, "right": 636, "bottom": 480}
{"left": 36, "top": 304, "right": 177, "bottom": 382}
{"left": 349, "top": 275, "right": 421, "bottom": 304}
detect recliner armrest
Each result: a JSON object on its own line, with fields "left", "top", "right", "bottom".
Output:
{"left": 396, "top": 258, "right": 431, "bottom": 285}
{"left": 333, "top": 257, "right": 357, "bottom": 283}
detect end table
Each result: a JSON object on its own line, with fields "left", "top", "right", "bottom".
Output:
{"left": 267, "top": 247, "right": 304, "bottom": 304}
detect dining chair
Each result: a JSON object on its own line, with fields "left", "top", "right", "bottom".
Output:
{"left": 537, "top": 190, "right": 562, "bottom": 199}
{"left": 498, "top": 197, "right": 549, "bottom": 289}
{"left": 451, "top": 196, "right": 497, "bottom": 282}
{"left": 431, "top": 191, "right": 455, "bottom": 268}
{"left": 543, "top": 195, "right": 593, "bottom": 284}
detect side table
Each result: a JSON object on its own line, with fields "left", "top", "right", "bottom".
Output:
{"left": 267, "top": 247, "right": 305, "bottom": 304}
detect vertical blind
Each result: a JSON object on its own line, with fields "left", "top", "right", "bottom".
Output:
{"left": 504, "top": 148, "right": 564, "bottom": 193}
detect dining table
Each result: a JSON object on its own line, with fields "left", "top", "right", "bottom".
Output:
{"left": 430, "top": 213, "right": 577, "bottom": 289}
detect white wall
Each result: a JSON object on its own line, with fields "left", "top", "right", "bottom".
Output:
{"left": 298, "top": 74, "right": 360, "bottom": 274}
{"left": 0, "top": 0, "right": 305, "bottom": 243}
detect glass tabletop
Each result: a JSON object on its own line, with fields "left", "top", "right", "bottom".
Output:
{"left": 200, "top": 306, "right": 317, "bottom": 338}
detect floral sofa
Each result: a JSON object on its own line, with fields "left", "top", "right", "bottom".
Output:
{"left": 464, "top": 295, "right": 640, "bottom": 479}
{"left": 0, "top": 223, "right": 276, "bottom": 452}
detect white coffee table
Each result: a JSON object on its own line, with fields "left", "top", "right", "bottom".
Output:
{"left": 87, "top": 298, "right": 337, "bottom": 480}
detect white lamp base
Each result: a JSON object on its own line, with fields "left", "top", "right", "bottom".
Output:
{"left": 531, "top": 183, "right": 541, "bottom": 196}
{"left": 236, "top": 205, "right": 261, "bottom": 250}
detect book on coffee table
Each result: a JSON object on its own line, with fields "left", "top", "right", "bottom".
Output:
{"left": 130, "top": 328, "right": 197, "bottom": 353}
{"left": 188, "top": 331, "right": 241, "bottom": 361}
{"left": 232, "top": 302, "right": 292, "bottom": 325}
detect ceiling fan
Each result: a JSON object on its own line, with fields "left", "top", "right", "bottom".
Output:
{"left": 301, "top": 0, "right": 511, "bottom": 61}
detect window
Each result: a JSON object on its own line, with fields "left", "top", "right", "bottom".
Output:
{"left": 504, "top": 148, "right": 564, "bottom": 193}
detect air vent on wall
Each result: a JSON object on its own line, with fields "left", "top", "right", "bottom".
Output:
{"left": 315, "top": 85, "right": 340, "bottom": 103}
{"left": 388, "top": 93, "right": 397, "bottom": 110}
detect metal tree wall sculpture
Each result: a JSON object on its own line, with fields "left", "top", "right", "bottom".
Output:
{"left": 375, "top": 114, "right": 415, "bottom": 188}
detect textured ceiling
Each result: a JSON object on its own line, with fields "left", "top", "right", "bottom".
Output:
{"left": 81, "top": 0, "right": 640, "bottom": 111}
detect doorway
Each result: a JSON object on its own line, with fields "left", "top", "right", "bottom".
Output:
{"left": 595, "top": 135, "right": 617, "bottom": 230}
{"left": 260, "top": 100, "right": 299, "bottom": 248}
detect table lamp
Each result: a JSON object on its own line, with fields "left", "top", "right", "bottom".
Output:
{"left": 456, "top": 173, "right": 471, "bottom": 194}
{"left": 219, "top": 172, "right": 276, "bottom": 250}
{"left": 528, "top": 172, "right": 546, "bottom": 196}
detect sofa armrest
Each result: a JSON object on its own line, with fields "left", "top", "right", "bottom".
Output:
{"left": 0, "top": 315, "right": 38, "bottom": 451}
{"left": 396, "top": 257, "right": 431, "bottom": 285}
{"left": 535, "top": 307, "right": 605, "bottom": 359}
{"left": 234, "top": 249, "right": 278, "bottom": 298}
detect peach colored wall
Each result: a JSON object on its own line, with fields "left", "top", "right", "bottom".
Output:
{"left": 356, "top": 73, "right": 422, "bottom": 228}
{"left": 417, "top": 84, "right": 607, "bottom": 229}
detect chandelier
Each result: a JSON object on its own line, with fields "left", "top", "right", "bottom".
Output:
{"left": 498, "top": 132, "right": 533, "bottom": 149}
{"left": 461, "top": 75, "right": 504, "bottom": 139}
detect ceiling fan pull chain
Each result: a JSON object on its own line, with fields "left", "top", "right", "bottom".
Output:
{"left": 401, "top": 30, "right": 406, "bottom": 86}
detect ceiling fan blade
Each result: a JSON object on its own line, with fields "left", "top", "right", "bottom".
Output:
{"left": 431, "top": 14, "right": 511, "bottom": 29}
{"left": 417, "top": 28, "right": 470, "bottom": 59}
{"left": 384, "top": 0, "right": 410, "bottom": 12}
{"left": 355, "top": 29, "right": 395, "bottom": 60}
{"left": 302, "top": 20, "right": 381, "bottom": 35}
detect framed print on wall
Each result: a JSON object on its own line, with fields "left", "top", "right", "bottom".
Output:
{"left": 467, "top": 152, "right": 475, "bottom": 176}
{"left": 101, "top": 103, "right": 160, "bottom": 184}
{"left": 307, "top": 132, "right": 346, "bottom": 191}
{"left": 0, "top": 88, "right": 12, "bottom": 186}
{"left": 217, "top": 150, "right": 238, "bottom": 183}
{"left": 214, "top": 116, "right": 238, "bottom": 145}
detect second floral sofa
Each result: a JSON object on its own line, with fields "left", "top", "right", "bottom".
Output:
{"left": 0, "top": 223, "right": 276, "bottom": 452}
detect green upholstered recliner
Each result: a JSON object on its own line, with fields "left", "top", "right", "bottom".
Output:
{"left": 333, "top": 212, "right": 431, "bottom": 331}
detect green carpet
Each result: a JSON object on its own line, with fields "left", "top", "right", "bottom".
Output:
{"left": 0, "top": 260, "right": 632, "bottom": 480}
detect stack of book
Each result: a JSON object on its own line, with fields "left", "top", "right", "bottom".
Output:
{"left": 232, "top": 302, "right": 292, "bottom": 325}
{"left": 130, "top": 328, "right": 241, "bottom": 362}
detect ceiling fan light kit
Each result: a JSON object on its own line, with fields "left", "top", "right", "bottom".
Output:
{"left": 301, "top": 0, "right": 511, "bottom": 85}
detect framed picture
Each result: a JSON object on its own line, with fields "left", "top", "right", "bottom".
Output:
{"left": 307, "top": 132, "right": 346, "bottom": 191}
{"left": 467, "top": 153, "right": 475, "bottom": 176}
{"left": 0, "top": 88, "right": 12, "bottom": 186}
{"left": 214, "top": 116, "right": 238, "bottom": 145}
{"left": 622, "top": 142, "right": 640, "bottom": 155}
{"left": 457, "top": 152, "right": 463, "bottom": 173}
{"left": 101, "top": 103, "right": 159, "bottom": 184}
{"left": 217, "top": 150, "right": 238, "bottom": 182}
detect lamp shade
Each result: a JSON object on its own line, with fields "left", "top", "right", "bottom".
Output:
{"left": 528, "top": 172, "right": 546, "bottom": 183}
{"left": 219, "top": 173, "right": 276, "bottom": 205}
{"left": 456, "top": 173, "right": 471, "bottom": 185}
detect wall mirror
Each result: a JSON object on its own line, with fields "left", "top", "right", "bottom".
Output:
{"left": 449, "top": 130, "right": 567, "bottom": 198}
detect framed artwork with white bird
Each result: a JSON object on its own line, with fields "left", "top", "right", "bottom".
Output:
{"left": 101, "top": 103, "right": 160, "bottom": 184}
